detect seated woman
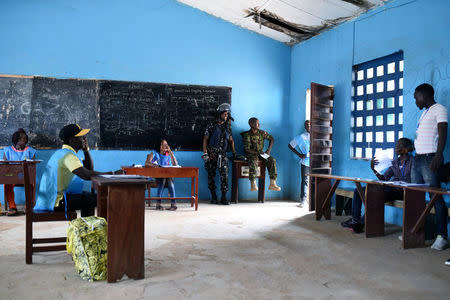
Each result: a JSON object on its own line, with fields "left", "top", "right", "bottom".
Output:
{"left": 145, "top": 139, "right": 178, "bottom": 211}
{"left": 3, "top": 128, "right": 36, "bottom": 216}
{"left": 341, "top": 138, "right": 414, "bottom": 233}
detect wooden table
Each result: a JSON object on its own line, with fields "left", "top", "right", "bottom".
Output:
{"left": 92, "top": 176, "right": 148, "bottom": 283}
{"left": 0, "top": 160, "right": 39, "bottom": 212}
{"left": 308, "top": 173, "right": 449, "bottom": 249}
{"left": 122, "top": 166, "right": 199, "bottom": 210}
{"left": 231, "top": 160, "right": 266, "bottom": 203}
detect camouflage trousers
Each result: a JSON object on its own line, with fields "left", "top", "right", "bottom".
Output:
{"left": 247, "top": 155, "right": 277, "bottom": 181}
{"left": 205, "top": 153, "right": 229, "bottom": 193}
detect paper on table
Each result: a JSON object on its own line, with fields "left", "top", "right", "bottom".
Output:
{"left": 373, "top": 149, "right": 392, "bottom": 173}
{"left": 161, "top": 165, "right": 182, "bottom": 168}
{"left": 100, "top": 174, "right": 148, "bottom": 179}
{"left": 260, "top": 153, "right": 270, "bottom": 159}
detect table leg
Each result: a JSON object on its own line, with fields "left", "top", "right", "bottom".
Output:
{"left": 365, "top": 184, "right": 385, "bottom": 238}
{"left": 96, "top": 186, "right": 108, "bottom": 219}
{"left": 315, "top": 177, "right": 331, "bottom": 220}
{"left": 403, "top": 189, "right": 425, "bottom": 249}
{"left": 258, "top": 178, "right": 265, "bottom": 203}
{"left": 195, "top": 175, "right": 199, "bottom": 211}
{"left": 191, "top": 177, "right": 194, "bottom": 207}
{"left": 107, "top": 184, "right": 145, "bottom": 283}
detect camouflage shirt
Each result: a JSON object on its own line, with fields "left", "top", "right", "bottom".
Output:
{"left": 241, "top": 129, "right": 273, "bottom": 154}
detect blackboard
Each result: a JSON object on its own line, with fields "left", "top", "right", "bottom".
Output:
{"left": 0, "top": 75, "right": 231, "bottom": 150}
{"left": 29, "top": 77, "right": 100, "bottom": 148}
{"left": 0, "top": 76, "right": 33, "bottom": 146}
{"left": 99, "top": 81, "right": 231, "bottom": 150}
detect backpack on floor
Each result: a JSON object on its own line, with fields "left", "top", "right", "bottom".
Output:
{"left": 67, "top": 216, "right": 108, "bottom": 281}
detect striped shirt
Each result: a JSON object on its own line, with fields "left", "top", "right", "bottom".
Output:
{"left": 414, "top": 103, "right": 448, "bottom": 154}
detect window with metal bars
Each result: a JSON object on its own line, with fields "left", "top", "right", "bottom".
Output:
{"left": 351, "top": 51, "right": 404, "bottom": 159}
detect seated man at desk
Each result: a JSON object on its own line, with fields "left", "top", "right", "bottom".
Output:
{"left": 3, "top": 128, "right": 36, "bottom": 216}
{"left": 241, "top": 117, "right": 281, "bottom": 192}
{"left": 341, "top": 138, "right": 414, "bottom": 233}
{"left": 35, "top": 124, "right": 122, "bottom": 217}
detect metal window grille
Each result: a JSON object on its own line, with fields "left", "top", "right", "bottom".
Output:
{"left": 351, "top": 51, "right": 404, "bottom": 159}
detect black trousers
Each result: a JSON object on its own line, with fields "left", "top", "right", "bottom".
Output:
{"left": 54, "top": 191, "right": 97, "bottom": 217}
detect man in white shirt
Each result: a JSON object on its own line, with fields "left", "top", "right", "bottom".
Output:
{"left": 288, "top": 120, "right": 310, "bottom": 207}
{"left": 413, "top": 83, "right": 448, "bottom": 250}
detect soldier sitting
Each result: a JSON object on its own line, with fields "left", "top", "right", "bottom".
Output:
{"left": 241, "top": 117, "right": 281, "bottom": 192}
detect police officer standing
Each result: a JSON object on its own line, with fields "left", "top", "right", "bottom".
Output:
{"left": 202, "top": 104, "right": 236, "bottom": 205}
{"left": 241, "top": 117, "right": 281, "bottom": 192}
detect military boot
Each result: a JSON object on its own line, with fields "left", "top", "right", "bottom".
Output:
{"left": 268, "top": 179, "right": 281, "bottom": 191}
{"left": 221, "top": 192, "right": 229, "bottom": 205}
{"left": 250, "top": 180, "right": 258, "bottom": 191}
{"left": 210, "top": 190, "right": 218, "bottom": 204}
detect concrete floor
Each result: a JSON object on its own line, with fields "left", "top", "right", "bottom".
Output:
{"left": 0, "top": 201, "right": 449, "bottom": 300}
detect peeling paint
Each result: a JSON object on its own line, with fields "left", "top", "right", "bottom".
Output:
{"left": 341, "top": 0, "right": 375, "bottom": 10}
{"left": 245, "top": 8, "right": 328, "bottom": 44}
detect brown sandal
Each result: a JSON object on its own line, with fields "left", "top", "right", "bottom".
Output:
{"left": 6, "top": 208, "right": 19, "bottom": 216}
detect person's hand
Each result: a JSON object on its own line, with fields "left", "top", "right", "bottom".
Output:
{"left": 82, "top": 137, "right": 89, "bottom": 151}
{"left": 113, "top": 169, "right": 125, "bottom": 175}
{"left": 202, "top": 153, "right": 209, "bottom": 162}
{"left": 429, "top": 153, "right": 443, "bottom": 172}
{"left": 265, "top": 149, "right": 271, "bottom": 155}
{"left": 370, "top": 158, "right": 379, "bottom": 169}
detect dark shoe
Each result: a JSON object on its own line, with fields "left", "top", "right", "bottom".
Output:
{"left": 340, "top": 218, "right": 356, "bottom": 228}
{"left": 221, "top": 192, "right": 229, "bottom": 205}
{"left": 155, "top": 205, "right": 164, "bottom": 211}
{"left": 350, "top": 222, "right": 364, "bottom": 234}
{"left": 210, "top": 190, "right": 218, "bottom": 204}
{"left": 6, "top": 208, "right": 19, "bottom": 216}
{"left": 166, "top": 205, "right": 177, "bottom": 211}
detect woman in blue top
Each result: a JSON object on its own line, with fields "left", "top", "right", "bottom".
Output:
{"left": 145, "top": 139, "right": 178, "bottom": 211}
{"left": 3, "top": 128, "right": 36, "bottom": 216}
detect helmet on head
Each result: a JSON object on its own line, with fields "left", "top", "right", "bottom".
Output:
{"left": 217, "top": 103, "right": 231, "bottom": 114}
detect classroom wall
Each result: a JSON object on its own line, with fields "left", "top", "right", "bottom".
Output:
{"left": 289, "top": 0, "right": 450, "bottom": 227}
{"left": 0, "top": 0, "right": 291, "bottom": 205}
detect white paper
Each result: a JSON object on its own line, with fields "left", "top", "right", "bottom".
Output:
{"left": 100, "top": 174, "right": 147, "bottom": 179}
{"left": 260, "top": 153, "right": 270, "bottom": 159}
{"left": 161, "top": 165, "right": 181, "bottom": 168}
{"left": 373, "top": 149, "right": 392, "bottom": 173}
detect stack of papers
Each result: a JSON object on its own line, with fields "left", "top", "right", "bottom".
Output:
{"left": 384, "top": 181, "right": 430, "bottom": 187}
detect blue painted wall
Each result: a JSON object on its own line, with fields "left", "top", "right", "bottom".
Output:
{"left": 0, "top": 0, "right": 291, "bottom": 205}
{"left": 289, "top": 0, "right": 450, "bottom": 228}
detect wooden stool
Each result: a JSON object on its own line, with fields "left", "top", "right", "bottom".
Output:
{"left": 231, "top": 160, "right": 266, "bottom": 203}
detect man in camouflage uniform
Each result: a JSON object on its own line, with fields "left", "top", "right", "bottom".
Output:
{"left": 241, "top": 117, "right": 281, "bottom": 191}
{"left": 202, "top": 106, "right": 236, "bottom": 205}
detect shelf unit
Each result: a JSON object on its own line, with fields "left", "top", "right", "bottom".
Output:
{"left": 308, "top": 83, "right": 334, "bottom": 212}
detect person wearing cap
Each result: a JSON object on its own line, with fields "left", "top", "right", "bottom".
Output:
{"left": 202, "top": 104, "right": 236, "bottom": 205}
{"left": 35, "top": 124, "right": 123, "bottom": 217}
{"left": 241, "top": 117, "right": 281, "bottom": 192}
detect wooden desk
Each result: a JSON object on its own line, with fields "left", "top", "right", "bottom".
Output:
{"left": 231, "top": 160, "right": 266, "bottom": 203}
{"left": 308, "top": 173, "right": 449, "bottom": 249}
{"left": 92, "top": 176, "right": 148, "bottom": 283}
{"left": 0, "top": 161, "right": 39, "bottom": 211}
{"left": 122, "top": 166, "right": 199, "bottom": 211}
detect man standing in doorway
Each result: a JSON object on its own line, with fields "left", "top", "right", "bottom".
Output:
{"left": 412, "top": 83, "right": 448, "bottom": 250}
{"left": 202, "top": 104, "right": 236, "bottom": 205}
{"left": 288, "top": 120, "right": 310, "bottom": 207}
{"left": 241, "top": 117, "right": 281, "bottom": 192}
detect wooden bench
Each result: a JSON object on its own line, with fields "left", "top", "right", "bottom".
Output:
{"left": 335, "top": 188, "right": 353, "bottom": 216}
{"left": 334, "top": 188, "right": 449, "bottom": 215}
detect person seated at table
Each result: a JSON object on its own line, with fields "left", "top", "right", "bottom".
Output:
{"left": 2, "top": 128, "right": 37, "bottom": 216}
{"left": 35, "top": 124, "right": 123, "bottom": 217}
{"left": 341, "top": 138, "right": 414, "bottom": 233}
{"left": 145, "top": 138, "right": 178, "bottom": 211}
